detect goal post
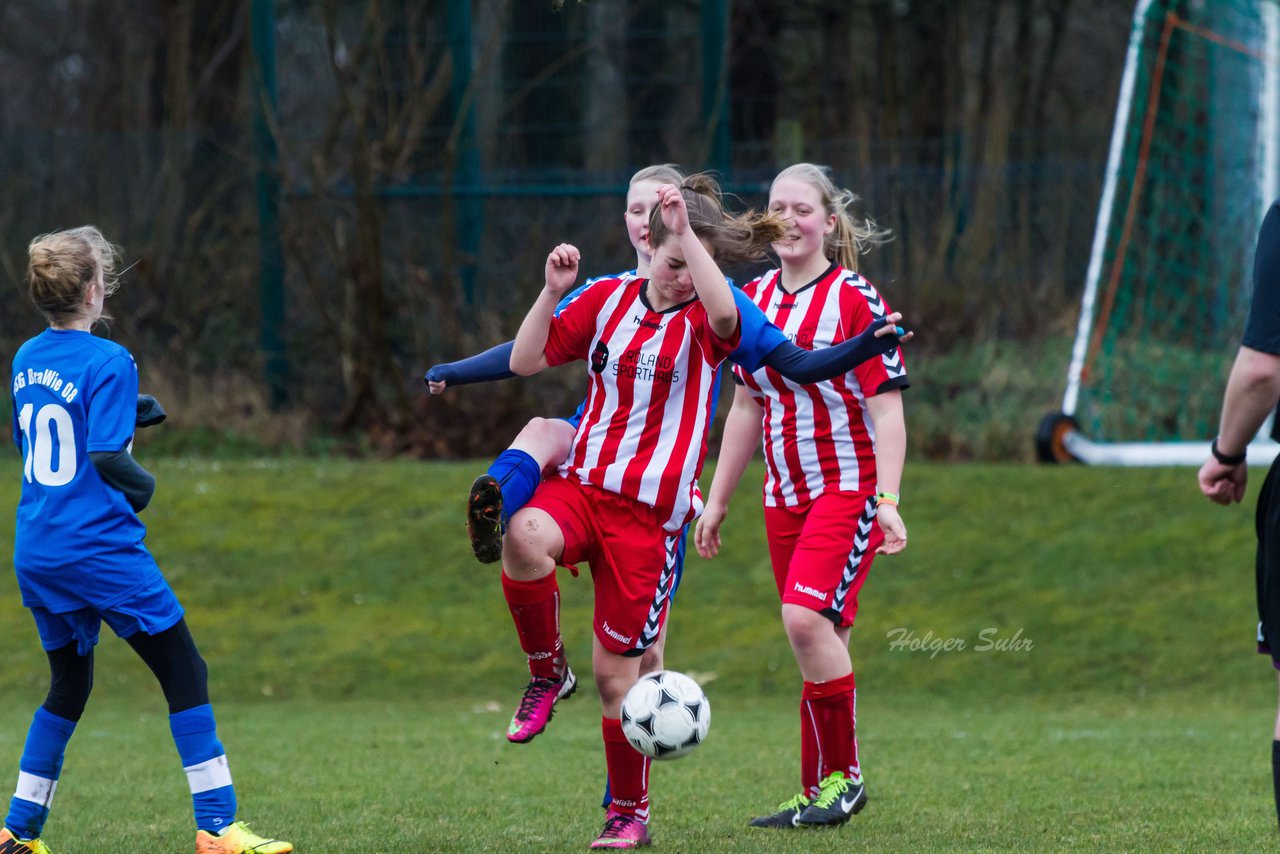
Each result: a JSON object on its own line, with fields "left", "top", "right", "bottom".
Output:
{"left": 1040, "top": 0, "right": 1280, "bottom": 465}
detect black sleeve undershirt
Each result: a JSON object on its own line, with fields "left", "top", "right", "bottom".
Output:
{"left": 90, "top": 450, "right": 156, "bottom": 513}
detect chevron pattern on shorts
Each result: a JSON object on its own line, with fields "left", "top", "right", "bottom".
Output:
{"left": 637, "top": 533, "right": 680, "bottom": 651}
{"left": 831, "top": 496, "right": 878, "bottom": 615}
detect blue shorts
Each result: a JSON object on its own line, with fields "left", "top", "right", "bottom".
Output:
{"left": 30, "top": 576, "right": 185, "bottom": 656}
{"left": 671, "top": 527, "right": 687, "bottom": 603}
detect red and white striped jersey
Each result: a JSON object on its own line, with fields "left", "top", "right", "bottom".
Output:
{"left": 733, "top": 264, "right": 908, "bottom": 507}
{"left": 544, "top": 276, "right": 740, "bottom": 532}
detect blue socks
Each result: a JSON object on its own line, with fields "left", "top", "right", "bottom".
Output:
{"left": 4, "top": 708, "right": 76, "bottom": 839}
{"left": 170, "top": 705, "right": 236, "bottom": 834}
{"left": 487, "top": 449, "right": 543, "bottom": 522}
{"left": 5, "top": 704, "right": 238, "bottom": 838}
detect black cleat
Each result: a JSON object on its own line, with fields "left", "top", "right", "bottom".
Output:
{"left": 466, "top": 474, "right": 505, "bottom": 563}
{"left": 748, "top": 792, "right": 810, "bottom": 828}
{"left": 795, "top": 772, "right": 867, "bottom": 827}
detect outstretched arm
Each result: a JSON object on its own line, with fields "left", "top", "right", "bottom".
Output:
{"left": 760, "top": 315, "right": 910, "bottom": 383}
{"left": 424, "top": 341, "right": 516, "bottom": 393}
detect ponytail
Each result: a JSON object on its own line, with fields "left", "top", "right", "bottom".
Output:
{"left": 647, "top": 173, "right": 789, "bottom": 264}
{"left": 27, "top": 226, "right": 120, "bottom": 324}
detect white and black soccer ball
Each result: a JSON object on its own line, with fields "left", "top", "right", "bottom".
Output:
{"left": 620, "top": 670, "right": 710, "bottom": 760}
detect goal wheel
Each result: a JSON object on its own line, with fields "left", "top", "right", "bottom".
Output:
{"left": 1035, "top": 411, "right": 1081, "bottom": 464}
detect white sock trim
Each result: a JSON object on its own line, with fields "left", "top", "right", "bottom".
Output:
{"left": 14, "top": 771, "right": 57, "bottom": 808}
{"left": 183, "top": 755, "right": 233, "bottom": 794}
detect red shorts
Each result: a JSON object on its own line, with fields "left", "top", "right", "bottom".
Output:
{"left": 524, "top": 475, "right": 679, "bottom": 656}
{"left": 764, "top": 490, "right": 882, "bottom": 627}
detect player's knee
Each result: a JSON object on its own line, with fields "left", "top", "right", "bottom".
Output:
{"left": 514, "top": 417, "right": 555, "bottom": 450}
{"left": 44, "top": 653, "right": 93, "bottom": 722}
{"left": 522, "top": 416, "right": 554, "bottom": 437}
{"left": 507, "top": 509, "right": 554, "bottom": 551}
{"left": 781, "top": 604, "right": 829, "bottom": 653}
{"left": 512, "top": 417, "right": 574, "bottom": 465}
{"left": 638, "top": 646, "right": 664, "bottom": 676}
{"left": 594, "top": 670, "right": 633, "bottom": 708}
{"left": 502, "top": 511, "right": 556, "bottom": 574}
{"left": 161, "top": 646, "right": 210, "bottom": 714}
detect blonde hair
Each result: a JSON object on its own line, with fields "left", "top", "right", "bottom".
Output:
{"left": 772, "top": 163, "right": 891, "bottom": 272}
{"left": 630, "top": 163, "right": 685, "bottom": 186}
{"left": 647, "top": 173, "right": 788, "bottom": 265}
{"left": 27, "top": 226, "right": 121, "bottom": 323}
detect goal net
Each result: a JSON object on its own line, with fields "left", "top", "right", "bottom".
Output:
{"left": 1043, "top": 0, "right": 1280, "bottom": 465}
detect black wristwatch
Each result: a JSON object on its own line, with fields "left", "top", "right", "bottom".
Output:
{"left": 1211, "top": 438, "right": 1247, "bottom": 466}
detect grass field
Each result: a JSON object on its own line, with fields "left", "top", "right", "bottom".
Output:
{"left": 0, "top": 458, "right": 1274, "bottom": 851}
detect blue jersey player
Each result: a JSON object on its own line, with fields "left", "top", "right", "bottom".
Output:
{"left": 3, "top": 228, "right": 291, "bottom": 854}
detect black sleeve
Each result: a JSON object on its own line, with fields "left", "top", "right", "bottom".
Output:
{"left": 423, "top": 341, "right": 517, "bottom": 387}
{"left": 759, "top": 316, "right": 907, "bottom": 385}
{"left": 136, "top": 394, "right": 167, "bottom": 428}
{"left": 90, "top": 450, "right": 156, "bottom": 513}
{"left": 1243, "top": 201, "right": 1280, "bottom": 355}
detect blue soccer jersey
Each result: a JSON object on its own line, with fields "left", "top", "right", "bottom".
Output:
{"left": 728, "top": 285, "right": 789, "bottom": 373}
{"left": 10, "top": 329, "right": 161, "bottom": 613}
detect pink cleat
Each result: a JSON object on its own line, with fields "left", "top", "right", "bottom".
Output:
{"left": 506, "top": 666, "right": 577, "bottom": 743}
{"left": 589, "top": 811, "right": 651, "bottom": 849}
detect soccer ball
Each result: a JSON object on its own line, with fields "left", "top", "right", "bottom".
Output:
{"left": 619, "top": 670, "right": 710, "bottom": 760}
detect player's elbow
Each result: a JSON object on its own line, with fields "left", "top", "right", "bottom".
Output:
{"left": 1235, "top": 349, "right": 1280, "bottom": 397}
{"left": 509, "top": 354, "right": 544, "bottom": 376}
{"left": 709, "top": 314, "right": 738, "bottom": 341}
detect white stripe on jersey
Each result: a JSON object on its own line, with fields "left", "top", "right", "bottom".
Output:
{"left": 558, "top": 279, "right": 727, "bottom": 531}
{"left": 736, "top": 267, "right": 901, "bottom": 507}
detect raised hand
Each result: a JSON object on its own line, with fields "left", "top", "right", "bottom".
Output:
{"left": 544, "top": 243, "right": 581, "bottom": 296}
{"left": 656, "top": 184, "right": 689, "bottom": 237}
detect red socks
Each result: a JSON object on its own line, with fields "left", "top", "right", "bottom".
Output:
{"left": 799, "top": 693, "right": 821, "bottom": 796}
{"left": 602, "top": 717, "right": 650, "bottom": 821}
{"left": 502, "top": 572, "right": 565, "bottom": 680}
{"left": 801, "top": 672, "right": 860, "bottom": 784}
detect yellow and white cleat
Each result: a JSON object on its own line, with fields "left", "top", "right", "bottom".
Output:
{"left": 195, "top": 821, "right": 293, "bottom": 854}
{"left": 0, "top": 828, "right": 52, "bottom": 854}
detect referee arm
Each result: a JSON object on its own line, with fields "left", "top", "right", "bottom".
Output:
{"left": 1199, "top": 346, "right": 1280, "bottom": 505}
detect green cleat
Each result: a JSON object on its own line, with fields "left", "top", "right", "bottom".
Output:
{"left": 195, "top": 821, "right": 293, "bottom": 854}
{"left": 795, "top": 771, "right": 867, "bottom": 827}
{"left": 0, "top": 829, "right": 52, "bottom": 854}
{"left": 748, "top": 791, "right": 811, "bottom": 828}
